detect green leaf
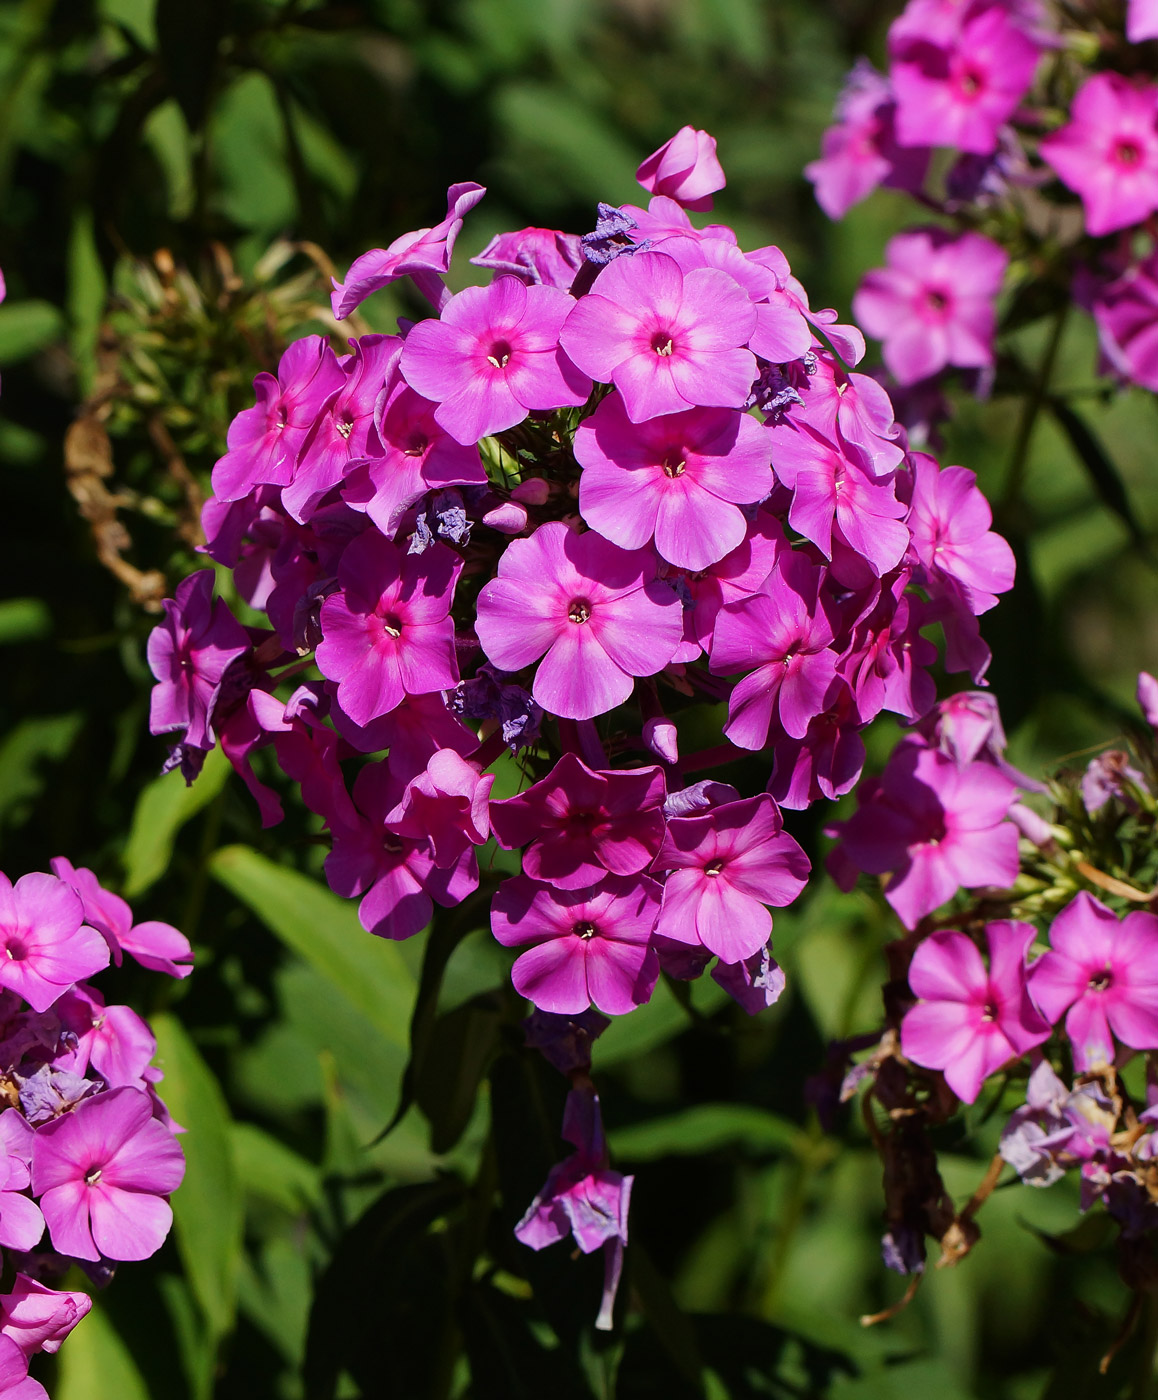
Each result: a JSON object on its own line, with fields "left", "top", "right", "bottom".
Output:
{"left": 593, "top": 974, "right": 727, "bottom": 1067}
{"left": 152, "top": 1013, "right": 243, "bottom": 1345}
{"left": 209, "top": 844, "right": 416, "bottom": 1048}
{"left": 121, "top": 746, "right": 231, "bottom": 898}
{"left": 0, "top": 596, "right": 50, "bottom": 645}
{"left": 0, "top": 299, "right": 64, "bottom": 364}
{"left": 232, "top": 1121, "right": 321, "bottom": 1214}
{"left": 608, "top": 1104, "right": 807, "bottom": 1162}
{"left": 415, "top": 991, "right": 503, "bottom": 1153}
{"left": 1048, "top": 398, "right": 1151, "bottom": 556}
{"left": 57, "top": 1303, "right": 152, "bottom": 1400}
{"left": 0, "top": 713, "right": 83, "bottom": 832}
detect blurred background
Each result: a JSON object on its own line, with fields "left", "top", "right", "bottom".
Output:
{"left": 2, "top": 0, "right": 1157, "bottom": 1396}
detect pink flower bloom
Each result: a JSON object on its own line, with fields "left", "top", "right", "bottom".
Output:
{"left": 0, "top": 1113, "right": 43, "bottom": 1252}
{"left": 470, "top": 227, "right": 583, "bottom": 288}
{"left": 1140, "top": 670, "right": 1158, "bottom": 729}
{"left": 906, "top": 453, "right": 1015, "bottom": 614}
{"left": 1081, "top": 251, "right": 1158, "bottom": 392}
{"left": 48, "top": 859, "right": 192, "bottom": 979}
{"left": 1030, "top": 892, "right": 1158, "bottom": 1070}
{"left": 830, "top": 741, "right": 1019, "bottom": 929}
{"left": 778, "top": 352, "right": 905, "bottom": 479}
{"left": 805, "top": 60, "right": 931, "bottom": 219}
{"left": 766, "top": 421, "right": 909, "bottom": 575}
{"left": 654, "top": 794, "right": 809, "bottom": 962}
{"left": 147, "top": 570, "right": 250, "bottom": 752}
{"left": 672, "top": 511, "right": 788, "bottom": 661}
{"left": 636, "top": 126, "right": 726, "bottom": 211}
{"left": 1040, "top": 74, "right": 1158, "bottom": 237}
{"left": 1129, "top": 0, "right": 1158, "bottom": 41}
{"left": 890, "top": 5, "right": 1041, "bottom": 155}
{"left": 768, "top": 678, "right": 868, "bottom": 809}
{"left": 316, "top": 532, "right": 462, "bottom": 727}
{"left": 0, "top": 873, "right": 108, "bottom": 1014}
{"left": 490, "top": 752, "right": 666, "bottom": 890}
{"left": 0, "top": 1335, "right": 46, "bottom": 1400}
{"left": 210, "top": 336, "right": 345, "bottom": 502}
{"left": 901, "top": 922, "right": 1050, "bottom": 1103}
{"left": 331, "top": 182, "right": 486, "bottom": 318}
{"left": 852, "top": 228, "right": 1007, "bottom": 385}
{"left": 399, "top": 276, "right": 591, "bottom": 447}
{"left": 0, "top": 1277, "right": 91, "bottom": 1360}
{"left": 475, "top": 522, "right": 682, "bottom": 721}
{"left": 710, "top": 549, "right": 840, "bottom": 749}
{"left": 711, "top": 944, "right": 787, "bottom": 1014}
{"left": 32, "top": 1086, "right": 185, "bottom": 1262}
{"left": 574, "top": 393, "right": 771, "bottom": 570}
{"left": 383, "top": 748, "right": 493, "bottom": 869}
{"left": 491, "top": 874, "right": 662, "bottom": 1015}
{"left": 559, "top": 251, "right": 757, "bottom": 422}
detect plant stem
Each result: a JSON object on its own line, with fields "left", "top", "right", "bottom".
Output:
{"left": 1002, "top": 304, "right": 1069, "bottom": 510}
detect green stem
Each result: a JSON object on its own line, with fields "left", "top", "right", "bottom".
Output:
{"left": 1002, "top": 304, "right": 1069, "bottom": 510}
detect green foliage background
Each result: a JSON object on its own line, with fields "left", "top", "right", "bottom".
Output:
{"left": 2, "top": 0, "right": 1157, "bottom": 1396}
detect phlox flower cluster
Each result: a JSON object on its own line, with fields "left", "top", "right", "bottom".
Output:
{"left": 0, "top": 864, "right": 190, "bottom": 1396}
{"left": 808, "top": 0, "right": 1158, "bottom": 417}
{"left": 147, "top": 126, "right": 1018, "bottom": 1318}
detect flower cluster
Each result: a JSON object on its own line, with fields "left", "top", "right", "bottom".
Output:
{"left": 829, "top": 672, "right": 1158, "bottom": 1297}
{"left": 147, "top": 125, "right": 1017, "bottom": 1318}
{"left": 0, "top": 864, "right": 189, "bottom": 1396}
{"left": 808, "top": 0, "right": 1158, "bottom": 413}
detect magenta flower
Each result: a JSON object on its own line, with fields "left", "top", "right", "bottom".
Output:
{"left": 490, "top": 752, "right": 667, "bottom": 890}
{"left": 1129, "top": 0, "right": 1158, "bottom": 41}
{"left": 0, "top": 1335, "right": 46, "bottom": 1400}
{"left": 805, "top": 60, "right": 930, "bottom": 219}
{"left": 0, "top": 873, "right": 108, "bottom": 1014}
{"left": 1040, "top": 74, "right": 1158, "bottom": 238}
{"left": 471, "top": 226, "right": 584, "bottom": 288}
{"left": 49, "top": 858, "right": 192, "bottom": 979}
{"left": 1030, "top": 892, "right": 1158, "bottom": 1071}
{"left": 0, "top": 1112, "right": 43, "bottom": 1252}
{"left": 331, "top": 181, "right": 485, "bottom": 318}
{"left": 766, "top": 421, "right": 908, "bottom": 576}
{"left": 399, "top": 276, "right": 591, "bottom": 446}
{"left": 852, "top": 228, "right": 1007, "bottom": 385}
{"left": 1081, "top": 251, "right": 1158, "bottom": 393}
{"left": 559, "top": 251, "right": 757, "bottom": 422}
{"left": 636, "top": 126, "right": 725, "bottom": 211}
{"left": 475, "top": 522, "right": 682, "bottom": 721}
{"left": 1140, "top": 670, "right": 1158, "bottom": 730}
{"left": 574, "top": 393, "right": 771, "bottom": 570}
{"left": 210, "top": 336, "right": 345, "bottom": 502}
{"left": 768, "top": 678, "right": 869, "bottom": 809}
{"left": 382, "top": 748, "right": 493, "bottom": 870}
{"left": 831, "top": 741, "right": 1019, "bottom": 929}
{"left": 32, "top": 1085, "right": 185, "bottom": 1262}
{"left": 316, "top": 532, "right": 462, "bottom": 727}
{"left": 711, "top": 944, "right": 787, "bottom": 1015}
{"left": 901, "top": 922, "right": 1050, "bottom": 1103}
{"left": 491, "top": 874, "right": 662, "bottom": 1015}
{"left": 906, "top": 453, "right": 1015, "bottom": 614}
{"left": 0, "top": 1277, "right": 91, "bottom": 1360}
{"left": 890, "top": 5, "right": 1040, "bottom": 155}
{"left": 654, "top": 794, "right": 809, "bottom": 962}
{"left": 147, "top": 570, "right": 250, "bottom": 752}
{"left": 709, "top": 549, "right": 840, "bottom": 749}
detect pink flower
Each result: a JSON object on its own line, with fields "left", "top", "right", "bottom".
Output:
{"left": 147, "top": 570, "right": 250, "bottom": 752}
{"left": 852, "top": 228, "right": 1007, "bottom": 385}
{"left": 471, "top": 227, "right": 584, "bottom": 288}
{"left": 331, "top": 182, "right": 486, "bottom": 318}
{"left": 490, "top": 752, "right": 667, "bottom": 890}
{"left": 635, "top": 126, "right": 726, "bottom": 211}
{"left": 1030, "top": 892, "right": 1158, "bottom": 1071}
{"left": 1040, "top": 74, "right": 1158, "bottom": 237}
{"left": 0, "top": 1277, "right": 91, "bottom": 1360}
{"left": 574, "top": 393, "right": 771, "bottom": 570}
{"left": 491, "top": 874, "right": 662, "bottom": 1015}
{"left": 399, "top": 276, "right": 591, "bottom": 446}
{"left": 906, "top": 453, "right": 1015, "bottom": 614}
{"left": 1140, "top": 670, "right": 1158, "bottom": 730}
{"left": 709, "top": 549, "right": 840, "bottom": 749}
{"left": 0, "top": 1335, "right": 46, "bottom": 1400}
{"left": 653, "top": 794, "right": 809, "bottom": 962}
{"left": 805, "top": 60, "right": 930, "bottom": 219}
{"left": 1129, "top": 0, "right": 1158, "bottom": 41}
{"left": 0, "top": 873, "right": 108, "bottom": 1014}
{"left": 49, "top": 859, "right": 192, "bottom": 979}
{"left": 901, "top": 922, "right": 1050, "bottom": 1103}
{"left": 474, "top": 523, "right": 682, "bottom": 721}
{"left": 890, "top": 5, "right": 1041, "bottom": 155}
{"left": 830, "top": 740, "right": 1019, "bottom": 929}
{"left": 382, "top": 748, "right": 493, "bottom": 870}
{"left": 210, "top": 336, "right": 345, "bottom": 502}
{"left": 31, "top": 1085, "right": 185, "bottom": 1262}
{"left": 559, "top": 251, "right": 757, "bottom": 422}
{"left": 0, "top": 1112, "right": 43, "bottom": 1252}
{"left": 316, "top": 532, "right": 462, "bottom": 727}
{"left": 1081, "top": 251, "right": 1158, "bottom": 392}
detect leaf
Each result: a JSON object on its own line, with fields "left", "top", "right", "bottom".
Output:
{"left": 629, "top": 1243, "right": 703, "bottom": 1387}
{"left": 593, "top": 974, "right": 727, "bottom": 1067}
{"left": 608, "top": 1104, "right": 807, "bottom": 1163}
{"left": 0, "top": 299, "right": 64, "bottom": 364}
{"left": 1049, "top": 398, "right": 1151, "bottom": 556}
{"left": 0, "top": 597, "right": 50, "bottom": 645}
{"left": 415, "top": 990, "right": 504, "bottom": 1153}
{"left": 155, "top": 0, "right": 228, "bottom": 131}
{"left": 0, "top": 713, "right": 83, "bottom": 833}
{"left": 121, "top": 746, "right": 231, "bottom": 898}
{"left": 152, "top": 1013, "right": 243, "bottom": 1345}
{"left": 209, "top": 844, "right": 415, "bottom": 1048}
{"left": 231, "top": 1121, "right": 321, "bottom": 1214}
{"left": 56, "top": 1302, "right": 152, "bottom": 1400}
